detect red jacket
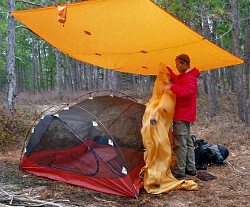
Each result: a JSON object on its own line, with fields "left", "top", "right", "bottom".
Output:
{"left": 167, "top": 67, "right": 200, "bottom": 122}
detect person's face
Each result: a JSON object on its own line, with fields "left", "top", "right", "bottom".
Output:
{"left": 175, "top": 59, "right": 188, "bottom": 73}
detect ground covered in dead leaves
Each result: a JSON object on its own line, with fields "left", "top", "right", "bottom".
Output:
{"left": 0, "top": 93, "right": 249, "bottom": 207}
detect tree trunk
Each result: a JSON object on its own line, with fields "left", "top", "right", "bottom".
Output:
{"left": 141, "top": 75, "right": 145, "bottom": 92}
{"left": 94, "top": 65, "right": 99, "bottom": 90}
{"left": 42, "top": 45, "right": 48, "bottom": 91}
{"left": 79, "top": 61, "right": 84, "bottom": 90}
{"left": 215, "top": 69, "right": 220, "bottom": 94}
{"left": 62, "top": 60, "right": 67, "bottom": 91}
{"left": 77, "top": 60, "right": 82, "bottom": 90}
{"left": 89, "top": 64, "right": 94, "bottom": 90}
{"left": 130, "top": 74, "right": 137, "bottom": 91}
{"left": 56, "top": 48, "right": 63, "bottom": 99}
{"left": 219, "top": 68, "right": 226, "bottom": 93}
{"left": 83, "top": 63, "right": 88, "bottom": 91}
{"left": 201, "top": 3, "right": 219, "bottom": 117}
{"left": 38, "top": 41, "right": 44, "bottom": 92}
{"left": 0, "top": 53, "right": 3, "bottom": 91}
{"left": 16, "top": 61, "right": 20, "bottom": 92}
{"left": 48, "top": 45, "right": 54, "bottom": 90}
{"left": 219, "top": 37, "right": 226, "bottom": 93}
{"left": 244, "top": 13, "right": 249, "bottom": 99}
{"left": 72, "top": 59, "right": 80, "bottom": 91}
{"left": 107, "top": 68, "right": 112, "bottom": 90}
{"left": 0, "top": 69, "right": 3, "bottom": 91}
{"left": 72, "top": 59, "right": 76, "bottom": 91}
{"left": 60, "top": 55, "right": 66, "bottom": 91}
{"left": 146, "top": 75, "right": 150, "bottom": 91}
{"left": 19, "top": 64, "right": 24, "bottom": 92}
{"left": 6, "top": 0, "right": 16, "bottom": 112}
{"left": 111, "top": 70, "right": 118, "bottom": 91}
{"left": 230, "top": 0, "right": 248, "bottom": 125}
{"left": 31, "top": 38, "right": 36, "bottom": 94}
{"left": 202, "top": 72, "right": 208, "bottom": 94}
{"left": 207, "top": 70, "right": 220, "bottom": 116}
{"left": 65, "top": 55, "right": 73, "bottom": 92}
{"left": 118, "top": 72, "right": 122, "bottom": 91}
{"left": 225, "top": 67, "right": 233, "bottom": 92}
{"left": 23, "top": 56, "right": 28, "bottom": 92}
{"left": 102, "top": 68, "right": 108, "bottom": 89}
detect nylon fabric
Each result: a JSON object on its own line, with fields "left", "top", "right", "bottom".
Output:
{"left": 140, "top": 63, "right": 198, "bottom": 193}
{"left": 11, "top": 0, "right": 243, "bottom": 75}
{"left": 22, "top": 155, "right": 144, "bottom": 197}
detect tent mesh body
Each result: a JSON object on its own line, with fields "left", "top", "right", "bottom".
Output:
{"left": 21, "top": 96, "right": 145, "bottom": 197}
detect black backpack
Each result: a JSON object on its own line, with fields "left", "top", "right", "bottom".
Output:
{"left": 194, "top": 139, "right": 229, "bottom": 170}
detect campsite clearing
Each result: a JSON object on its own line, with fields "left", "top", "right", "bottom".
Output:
{"left": 1, "top": 126, "right": 248, "bottom": 207}
{"left": 0, "top": 93, "right": 249, "bottom": 207}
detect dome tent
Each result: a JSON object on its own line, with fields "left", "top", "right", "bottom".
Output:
{"left": 21, "top": 94, "right": 145, "bottom": 198}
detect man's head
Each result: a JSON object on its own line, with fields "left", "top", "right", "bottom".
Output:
{"left": 175, "top": 54, "right": 190, "bottom": 73}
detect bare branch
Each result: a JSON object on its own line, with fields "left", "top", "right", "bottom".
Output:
{"left": 15, "top": 56, "right": 23, "bottom": 62}
{"left": 16, "top": 0, "right": 44, "bottom": 7}
{"left": 16, "top": 25, "right": 27, "bottom": 29}
{"left": 215, "top": 26, "right": 232, "bottom": 41}
{"left": 0, "top": 187, "right": 64, "bottom": 207}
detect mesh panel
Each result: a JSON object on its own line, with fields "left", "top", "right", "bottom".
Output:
{"left": 73, "top": 96, "right": 145, "bottom": 149}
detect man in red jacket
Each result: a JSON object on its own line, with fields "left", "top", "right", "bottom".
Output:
{"left": 162, "top": 54, "right": 200, "bottom": 179}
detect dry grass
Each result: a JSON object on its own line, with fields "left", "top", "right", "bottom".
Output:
{"left": 0, "top": 90, "right": 249, "bottom": 207}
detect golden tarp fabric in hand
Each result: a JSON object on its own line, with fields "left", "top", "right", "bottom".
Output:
{"left": 11, "top": 0, "right": 243, "bottom": 75}
{"left": 140, "top": 63, "right": 198, "bottom": 193}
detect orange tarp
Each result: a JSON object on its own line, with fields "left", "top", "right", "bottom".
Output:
{"left": 11, "top": 0, "right": 243, "bottom": 75}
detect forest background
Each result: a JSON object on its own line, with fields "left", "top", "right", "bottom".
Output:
{"left": 0, "top": 0, "right": 249, "bottom": 206}
{"left": 0, "top": 0, "right": 249, "bottom": 144}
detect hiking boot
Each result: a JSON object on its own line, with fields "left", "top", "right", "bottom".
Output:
{"left": 172, "top": 172, "right": 186, "bottom": 179}
{"left": 196, "top": 165, "right": 207, "bottom": 171}
{"left": 185, "top": 170, "right": 196, "bottom": 176}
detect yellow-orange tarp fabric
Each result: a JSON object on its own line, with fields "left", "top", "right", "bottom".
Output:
{"left": 140, "top": 63, "right": 198, "bottom": 193}
{"left": 11, "top": 0, "right": 243, "bottom": 75}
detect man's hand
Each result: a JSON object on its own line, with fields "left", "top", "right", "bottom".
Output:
{"left": 162, "top": 85, "right": 171, "bottom": 91}
{"left": 165, "top": 66, "right": 172, "bottom": 73}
